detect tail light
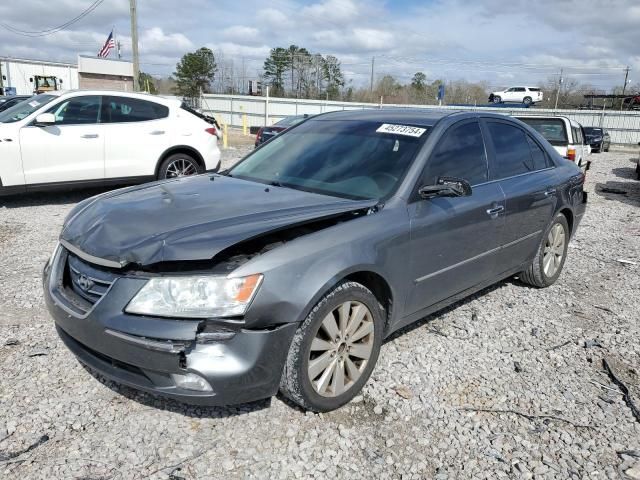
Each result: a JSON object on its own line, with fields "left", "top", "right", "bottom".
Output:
{"left": 205, "top": 127, "right": 218, "bottom": 136}
{"left": 256, "top": 127, "right": 264, "bottom": 142}
{"left": 566, "top": 148, "right": 576, "bottom": 162}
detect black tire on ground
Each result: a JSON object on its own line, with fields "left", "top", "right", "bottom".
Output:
{"left": 157, "top": 153, "right": 203, "bottom": 180}
{"left": 519, "top": 213, "right": 570, "bottom": 288}
{"left": 493, "top": 95, "right": 502, "bottom": 104}
{"left": 523, "top": 96, "right": 532, "bottom": 106}
{"left": 279, "top": 281, "right": 385, "bottom": 412}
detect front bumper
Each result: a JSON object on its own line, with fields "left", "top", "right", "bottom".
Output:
{"left": 43, "top": 248, "right": 297, "bottom": 406}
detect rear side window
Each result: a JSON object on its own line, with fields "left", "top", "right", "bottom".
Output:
{"left": 422, "top": 121, "right": 488, "bottom": 186}
{"left": 573, "top": 127, "right": 584, "bottom": 144}
{"left": 527, "top": 137, "right": 552, "bottom": 170}
{"left": 528, "top": 87, "right": 541, "bottom": 92}
{"left": 103, "top": 96, "right": 169, "bottom": 123}
{"left": 517, "top": 118, "right": 568, "bottom": 146}
{"left": 487, "top": 122, "right": 536, "bottom": 179}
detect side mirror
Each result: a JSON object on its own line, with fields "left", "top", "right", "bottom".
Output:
{"left": 34, "top": 113, "right": 56, "bottom": 126}
{"left": 419, "top": 176, "right": 472, "bottom": 199}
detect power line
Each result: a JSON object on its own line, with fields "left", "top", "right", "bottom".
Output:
{"left": 0, "top": 0, "right": 105, "bottom": 37}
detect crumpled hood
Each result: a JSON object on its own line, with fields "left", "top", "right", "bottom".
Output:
{"left": 61, "top": 175, "right": 376, "bottom": 267}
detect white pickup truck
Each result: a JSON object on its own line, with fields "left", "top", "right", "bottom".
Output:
{"left": 515, "top": 115, "right": 591, "bottom": 171}
{"left": 490, "top": 86, "right": 543, "bottom": 105}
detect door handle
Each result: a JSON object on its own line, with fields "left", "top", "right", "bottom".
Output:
{"left": 150, "top": 130, "right": 165, "bottom": 135}
{"left": 81, "top": 134, "right": 99, "bottom": 139}
{"left": 486, "top": 205, "right": 505, "bottom": 217}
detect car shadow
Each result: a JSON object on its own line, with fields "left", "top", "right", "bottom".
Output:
{"left": 81, "top": 363, "right": 273, "bottom": 419}
{"left": 594, "top": 179, "right": 640, "bottom": 208}
{"left": 611, "top": 166, "right": 638, "bottom": 180}
{"left": 0, "top": 187, "right": 110, "bottom": 209}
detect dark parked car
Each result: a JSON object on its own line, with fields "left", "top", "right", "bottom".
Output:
{"left": 44, "top": 110, "right": 587, "bottom": 412}
{"left": 0, "top": 95, "right": 31, "bottom": 113}
{"left": 255, "top": 114, "right": 310, "bottom": 146}
{"left": 583, "top": 127, "right": 610, "bottom": 153}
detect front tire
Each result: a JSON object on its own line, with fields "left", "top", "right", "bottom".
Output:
{"left": 158, "top": 153, "right": 203, "bottom": 180}
{"left": 493, "top": 95, "right": 502, "bottom": 104}
{"left": 280, "top": 281, "right": 384, "bottom": 412}
{"left": 520, "top": 213, "right": 569, "bottom": 288}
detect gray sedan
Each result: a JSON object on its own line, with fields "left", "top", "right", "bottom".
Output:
{"left": 44, "top": 109, "right": 587, "bottom": 412}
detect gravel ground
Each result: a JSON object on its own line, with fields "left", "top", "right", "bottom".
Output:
{"left": 1, "top": 148, "right": 639, "bottom": 479}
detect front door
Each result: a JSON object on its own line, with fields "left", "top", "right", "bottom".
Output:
{"left": 406, "top": 120, "right": 505, "bottom": 315}
{"left": 19, "top": 95, "right": 104, "bottom": 185}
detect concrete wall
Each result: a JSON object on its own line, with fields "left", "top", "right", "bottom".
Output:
{"left": 201, "top": 93, "right": 640, "bottom": 145}
{"left": 78, "top": 72, "right": 134, "bottom": 92}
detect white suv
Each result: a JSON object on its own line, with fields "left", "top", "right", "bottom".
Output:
{"left": 0, "top": 90, "right": 221, "bottom": 195}
{"left": 490, "top": 86, "right": 543, "bottom": 105}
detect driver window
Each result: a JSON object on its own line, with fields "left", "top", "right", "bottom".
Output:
{"left": 47, "top": 96, "right": 101, "bottom": 125}
{"left": 421, "top": 121, "right": 488, "bottom": 187}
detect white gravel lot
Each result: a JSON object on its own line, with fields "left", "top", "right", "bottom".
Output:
{"left": 0, "top": 148, "right": 639, "bottom": 479}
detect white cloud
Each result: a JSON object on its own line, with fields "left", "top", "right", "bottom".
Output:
{"left": 258, "top": 8, "right": 293, "bottom": 28}
{"left": 221, "top": 26, "right": 260, "bottom": 42}
{"left": 140, "top": 27, "right": 194, "bottom": 54}
{"left": 302, "top": 0, "right": 359, "bottom": 24}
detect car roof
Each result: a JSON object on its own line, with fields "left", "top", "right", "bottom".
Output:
{"left": 311, "top": 108, "right": 465, "bottom": 127}
{"left": 47, "top": 90, "right": 180, "bottom": 107}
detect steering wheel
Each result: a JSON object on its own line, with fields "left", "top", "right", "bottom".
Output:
{"left": 371, "top": 172, "right": 398, "bottom": 192}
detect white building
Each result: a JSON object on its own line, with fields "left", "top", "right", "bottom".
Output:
{"left": 0, "top": 55, "right": 134, "bottom": 96}
{"left": 0, "top": 57, "right": 78, "bottom": 95}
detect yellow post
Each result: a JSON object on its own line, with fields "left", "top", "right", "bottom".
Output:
{"left": 222, "top": 122, "right": 228, "bottom": 149}
{"left": 240, "top": 105, "right": 247, "bottom": 136}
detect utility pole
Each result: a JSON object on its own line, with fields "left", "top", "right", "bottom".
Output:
{"left": 129, "top": 0, "right": 140, "bottom": 91}
{"left": 370, "top": 56, "right": 375, "bottom": 92}
{"left": 117, "top": 41, "right": 122, "bottom": 59}
{"left": 0, "top": 60, "right": 4, "bottom": 94}
{"left": 554, "top": 68, "right": 563, "bottom": 110}
{"left": 620, "top": 65, "right": 630, "bottom": 110}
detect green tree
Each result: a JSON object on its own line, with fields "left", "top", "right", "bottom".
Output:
{"left": 411, "top": 72, "right": 427, "bottom": 92}
{"left": 322, "top": 55, "right": 345, "bottom": 100}
{"left": 173, "top": 47, "right": 217, "bottom": 99}
{"left": 263, "top": 47, "right": 289, "bottom": 96}
{"left": 139, "top": 72, "right": 157, "bottom": 94}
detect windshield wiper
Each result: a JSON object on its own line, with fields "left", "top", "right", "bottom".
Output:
{"left": 269, "top": 180, "right": 284, "bottom": 187}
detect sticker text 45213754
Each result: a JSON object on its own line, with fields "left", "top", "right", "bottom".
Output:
{"left": 376, "top": 124, "right": 426, "bottom": 138}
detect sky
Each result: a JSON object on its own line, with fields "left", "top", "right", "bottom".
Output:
{"left": 0, "top": 0, "right": 639, "bottom": 91}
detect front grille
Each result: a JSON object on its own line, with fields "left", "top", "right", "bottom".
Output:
{"left": 66, "top": 254, "right": 117, "bottom": 305}
{"left": 51, "top": 247, "right": 121, "bottom": 315}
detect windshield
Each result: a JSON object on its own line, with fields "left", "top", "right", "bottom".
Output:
{"left": 518, "top": 117, "right": 568, "bottom": 146}
{"left": 0, "top": 94, "right": 56, "bottom": 123}
{"left": 230, "top": 119, "right": 428, "bottom": 200}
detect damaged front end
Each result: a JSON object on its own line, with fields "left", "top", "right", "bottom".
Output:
{"left": 45, "top": 184, "right": 379, "bottom": 405}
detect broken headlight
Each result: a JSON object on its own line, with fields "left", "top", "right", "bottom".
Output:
{"left": 125, "top": 274, "right": 263, "bottom": 318}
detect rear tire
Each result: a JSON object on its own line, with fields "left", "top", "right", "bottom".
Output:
{"left": 157, "top": 153, "right": 203, "bottom": 180}
{"left": 523, "top": 96, "right": 532, "bottom": 106}
{"left": 519, "top": 213, "right": 569, "bottom": 288}
{"left": 280, "top": 281, "right": 384, "bottom": 412}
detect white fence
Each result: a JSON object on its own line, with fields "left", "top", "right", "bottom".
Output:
{"left": 200, "top": 93, "right": 640, "bottom": 145}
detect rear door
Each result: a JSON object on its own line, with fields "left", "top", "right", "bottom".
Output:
{"left": 406, "top": 119, "right": 505, "bottom": 314}
{"left": 484, "top": 119, "right": 557, "bottom": 271}
{"left": 19, "top": 95, "right": 104, "bottom": 184}
{"left": 101, "top": 96, "right": 171, "bottom": 179}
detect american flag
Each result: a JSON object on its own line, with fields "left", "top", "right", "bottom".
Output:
{"left": 98, "top": 31, "right": 115, "bottom": 58}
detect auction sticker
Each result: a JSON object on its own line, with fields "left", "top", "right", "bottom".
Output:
{"left": 376, "top": 123, "right": 426, "bottom": 137}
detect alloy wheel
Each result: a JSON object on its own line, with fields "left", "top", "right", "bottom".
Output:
{"left": 308, "top": 301, "right": 375, "bottom": 397}
{"left": 543, "top": 223, "right": 565, "bottom": 277}
{"left": 165, "top": 158, "right": 198, "bottom": 178}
